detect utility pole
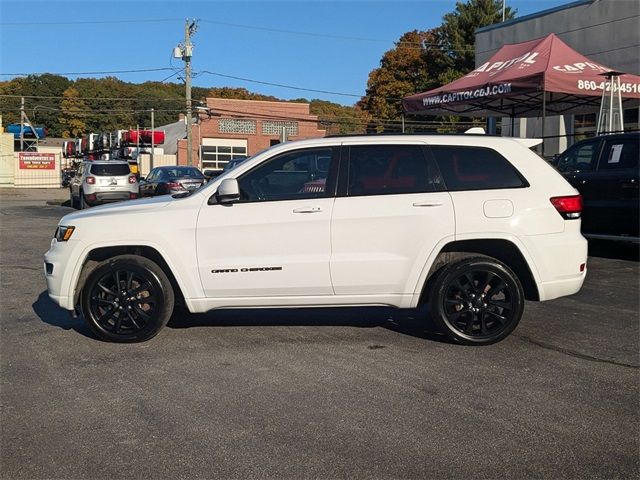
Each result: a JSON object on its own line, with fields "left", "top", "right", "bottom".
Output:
{"left": 150, "top": 107, "right": 155, "bottom": 170}
{"left": 20, "top": 97, "right": 24, "bottom": 152}
{"left": 184, "top": 19, "right": 197, "bottom": 167}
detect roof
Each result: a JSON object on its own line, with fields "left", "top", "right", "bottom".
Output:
{"left": 476, "top": 0, "right": 593, "bottom": 34}
{"left": 153, "top": 119, "right": 189, "bottom": 155}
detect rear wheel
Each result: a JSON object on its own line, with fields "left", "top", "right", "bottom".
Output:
{"left": 427, "top": 256, "right": 524, "bottom": 345}
{"left": 79, "top": 190, "right": 87, "bottom": 209}
{"left": 80, "top": 255, "right": 175, "bottom": 342}
{"left": 69, "top": 189, "right": 77, "bottom": 209}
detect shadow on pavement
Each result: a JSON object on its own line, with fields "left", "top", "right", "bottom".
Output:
{"left": 33, "top": 289, "right": 452, "bottom": 344}
{"left": 167, "top": 305, "right": 453, "bottom": 344}
{"left": 32, "top": 291, "right": 96, "bottom": 340}
{"left": 588, "top": 239, "right": 639, "bottom": 261}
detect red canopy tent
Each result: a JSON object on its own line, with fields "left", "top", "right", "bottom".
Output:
{"left": 402, "top": 34, "right": 640, "bottom": 119}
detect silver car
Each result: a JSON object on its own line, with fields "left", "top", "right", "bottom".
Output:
{"left": 69, "top": 160, "right": 139, "bottom": 209}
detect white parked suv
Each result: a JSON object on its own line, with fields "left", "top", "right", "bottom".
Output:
{"left": 45, "top": 135, "right": 587, "bottom": 344}
{"left": 69, "top": 160, "right": 139, "bottom": 209}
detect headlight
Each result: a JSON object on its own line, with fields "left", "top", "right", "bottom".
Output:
{"left": 54, "top": 225, "right": 75, "bottom": 242}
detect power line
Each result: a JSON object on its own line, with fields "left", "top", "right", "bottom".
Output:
{"left": 198, "top": 70, "right": 364, "bottom": 99}
{"left": 159, "top": 68, "right": 185, "bottom": 83}
{"left": 0, "top": 94, "right": 186, "bottom": 102}
{"left": 0, "top": 16, "right": 474, "bottom": 52}
{"left": 0, "top": 18, "right": 181, "bottom": 26}
{"left": 0, "top": 67, "right": 180, "bottom": 77}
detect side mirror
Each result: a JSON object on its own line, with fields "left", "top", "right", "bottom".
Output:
{"left": 213, "top": 178, "right": 240, "bottom": 205}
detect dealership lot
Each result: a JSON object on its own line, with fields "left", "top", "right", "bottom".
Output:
{"left": 1, "top": 189, "right": 638, "bottom": 479}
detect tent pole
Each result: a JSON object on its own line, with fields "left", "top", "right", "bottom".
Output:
{"left": 541, "top": 92, "right": 546, "bottom": 157}
{"left": 511, "top": 107, "right": 515, "bottom": 136}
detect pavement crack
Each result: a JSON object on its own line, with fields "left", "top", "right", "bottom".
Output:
{"left": 515, "top": 335, "right": 639, "bottom": 369}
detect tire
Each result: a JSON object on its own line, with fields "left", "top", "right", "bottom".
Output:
{"left": 79, "top": 190, "right": 87, "bottom": 209}
{"left": 427, "top": 256, "right": 524, "bottom": 346}
{"left": 69, "top": 189, "right": 77, "bottom": 209}
{"left": 80, "top": 255, "right": 175, "bottom": 343}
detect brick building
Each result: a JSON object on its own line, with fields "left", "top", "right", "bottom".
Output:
{"left": 177, "top": 98, "right": 326, "bottom": 170}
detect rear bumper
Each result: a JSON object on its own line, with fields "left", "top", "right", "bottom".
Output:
{"left": 86, "top": 191, "right": 135, "bottom": 205}
{"left": 521, "top": 227, "right": 588, "bottom": 301}
{"left": 537, "top": 270, "right": 587, "bottom": 301}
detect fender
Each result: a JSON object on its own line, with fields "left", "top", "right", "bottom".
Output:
{"left": 408, "top": 232, "right": 543, "bottom": 308}
{"left": 67, "top": 240, "right": 203, "bottom": 308}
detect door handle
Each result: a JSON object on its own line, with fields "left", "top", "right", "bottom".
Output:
{"left": 293, "top": 206, "right": 322, "bottom": 213}
{"left": 412, "top": 201, "right": 443, "bottom": 207}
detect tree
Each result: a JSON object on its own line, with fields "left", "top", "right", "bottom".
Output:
{"left": 308, "top": 99, "right": 368, "bottom": 135}
{"left": 435, "top": 0, "right": 515, "bottom": 83}
{"left": 358, "top": 30, "right": 437, "bottom": 130}
{"left": 59, "top": 87, "right": 87, "bottom": 137}
{"left": 358, "top": 0, "right": 516, "bottom": 131}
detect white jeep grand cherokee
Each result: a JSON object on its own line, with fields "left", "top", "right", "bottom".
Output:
{"left": 44, "top": 135, "right": 587, "bottom": 345}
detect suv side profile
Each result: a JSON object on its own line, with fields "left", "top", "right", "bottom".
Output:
{"left": 46, "top": 135, "right": 587, "bottom": 345}
{"left": 554, "top": 132, "right": 639, "bottom": 243}
{"left": 69, "top": 160, "right": 139, "bottom": 209}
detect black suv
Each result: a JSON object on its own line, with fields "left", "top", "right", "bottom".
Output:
{"left": 555, "top": 133, "right": 639, "bottom": 243}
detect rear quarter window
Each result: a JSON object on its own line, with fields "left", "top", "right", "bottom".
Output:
{"left": 90, "top": 163, "right": 131, "bottom": 176}
{"left": 429, "top": 146, "right": 528, "bottom": 191}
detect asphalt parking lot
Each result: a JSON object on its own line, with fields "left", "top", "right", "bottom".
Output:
{"left": 1, "top": 188, "right": 638, "bottom": 479}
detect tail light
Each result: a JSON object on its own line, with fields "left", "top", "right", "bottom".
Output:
{"left": 86, "top": 193, "right": 97, "bottom": 202}
{"left": 128, "top": 175, "right": 137, "bottom": 184}
{"left": 166, "top": 182, "right": 185, "bottom": 190}
{"left": 129, "top": 193, "right": 138, "bottom": 199}
{"left": 550, "top": 195, "right": 582, "bottom": 219}
{"left": 85, "top": 176, "right": 96, "bottom": 185}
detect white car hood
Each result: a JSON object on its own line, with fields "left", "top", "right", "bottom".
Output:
{"left": 61, "top": 195, "right": 172, "bottom": 223}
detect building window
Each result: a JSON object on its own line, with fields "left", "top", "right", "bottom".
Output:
{"left": 262, "top": 121, "right": 298, "bottom": 136}
{"left": 201, "top": 139, "right": 248, "bottom": 171}
{"left": 218, "top": 119, "right": 256, "bottom": 134}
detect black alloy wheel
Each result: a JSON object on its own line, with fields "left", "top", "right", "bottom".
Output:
{"left": 428, "top": 257, "right": 524, "bottom": 345}
{"left": 81, "top": 255, "right": 174, "bottom": 342}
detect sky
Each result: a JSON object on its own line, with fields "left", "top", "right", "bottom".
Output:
{"left": 0, "top": 0, "right": 571, "bottom": 105}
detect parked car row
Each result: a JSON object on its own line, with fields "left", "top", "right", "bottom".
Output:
{"left": 69, "top": 162, "right": 208, "bottom": 209}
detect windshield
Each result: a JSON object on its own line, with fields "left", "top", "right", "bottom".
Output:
{"left": 164, "top": 167, "right": 204, "bottom": 180}
{"left": 90, "top": 163, "right": 131, "bottom": 176}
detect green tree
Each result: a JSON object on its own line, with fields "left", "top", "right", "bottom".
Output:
{"left": 59, "top": 87, "right": 87, "bottom": 137}
{"left": 358, "top": 30, "right": 437, "bottom": 130}
{"left": 436, "top": 0, "right": 516, "bottom": 83}
{"left": 359, "top": 0, "right": 516, "bottom": 131}
{"left": 309, "top": 99, "right": 368, "bottom": 135}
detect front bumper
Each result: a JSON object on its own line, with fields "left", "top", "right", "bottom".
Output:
{"left": 44, "top": 238, "right": 85, "bottom": 311}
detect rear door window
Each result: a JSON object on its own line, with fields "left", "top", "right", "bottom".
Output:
{"left": 345, "top": 145, "right": 436, "bottom": 196}
{"left": 598, "top": 137, "right": 639, "bottom": 171}
{"left": 90, "top": 163, "right": 131, "bottom": 176}
{"left": 429, "top": 146, "right": 527, "bottom": 191}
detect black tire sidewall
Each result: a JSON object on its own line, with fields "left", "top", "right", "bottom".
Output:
{"left": 429, "top": 257, "right": 524, "bottom": 346}
{"left": 80, "top": 255, "right": 175, "bottom": 343}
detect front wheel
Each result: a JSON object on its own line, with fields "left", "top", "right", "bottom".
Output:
{"left": 427, "top": 256, "right": 524, "bottom": 345}
{"left": 80, "top": 255, "right": 175, "bottom": 342}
